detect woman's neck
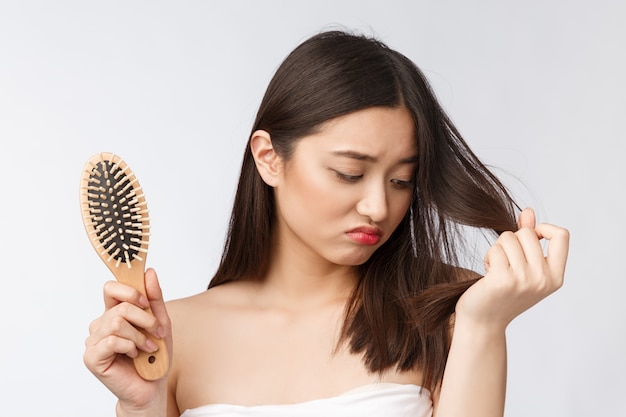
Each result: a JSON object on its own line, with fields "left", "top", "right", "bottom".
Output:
{"left": 258, "top": 234, "right": 358, "bottom": 310}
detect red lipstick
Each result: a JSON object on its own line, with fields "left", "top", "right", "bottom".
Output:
{"left": 346, "top": 226, "right": 383, "bottom": 246}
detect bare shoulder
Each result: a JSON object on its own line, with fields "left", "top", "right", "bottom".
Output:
{"left": 166, "top": 280, "right": 259, "bottom": 326}
{"left": 165, "top": 280, "right": 260, "bottom": 410}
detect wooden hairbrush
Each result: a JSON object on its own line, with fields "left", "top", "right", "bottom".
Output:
{"left": 80, "top": 152, "right": 169, "bottom": 380}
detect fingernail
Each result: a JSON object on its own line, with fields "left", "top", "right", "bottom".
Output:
{"left": 145, "top": 339, "right": 158, "bottom": 352}
{"left": 139, "top": 295, "right": 150, "bottom": 308}
{"left": 156, "top": 326, "right": 165, "bottom": 338}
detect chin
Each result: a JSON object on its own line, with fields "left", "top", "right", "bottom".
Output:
{"left": 331, "top": 249, "right": 376, "bottom": 266}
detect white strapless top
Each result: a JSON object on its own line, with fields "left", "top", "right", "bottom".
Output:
{"left": 180, "top": 383, "right": 432, "bottom": 417}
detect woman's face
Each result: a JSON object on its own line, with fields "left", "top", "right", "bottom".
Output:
{"left": 273, "top": 106, "right": 417, "bottom": 267}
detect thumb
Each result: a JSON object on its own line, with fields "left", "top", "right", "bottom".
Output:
{"left": 141, "top": 268, "right": 172, "bottom": 379}
{"left": 144, "top": 268, "right": 171, "bottom": 338}
{"left": 145, "top": 267, "right": 164, "bottom": 303}
{"left": 517, "top": 207, "right": 536, "bottom": 230}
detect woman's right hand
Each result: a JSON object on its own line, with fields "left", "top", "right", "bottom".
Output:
{"left": 84, "top": 268, "right": 172, "bottom": 415}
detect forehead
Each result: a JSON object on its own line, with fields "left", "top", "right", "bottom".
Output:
{"left": 296, "top": 106, "right": 417, "bottom": 159}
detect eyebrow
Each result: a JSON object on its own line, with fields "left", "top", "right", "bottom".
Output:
{"left": 331, "top": 150, "right": 418, "bottom": 164}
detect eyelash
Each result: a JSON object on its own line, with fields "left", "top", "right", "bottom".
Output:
{"left": 391, "top": 179, "right": 415, "bottom": 190}
{"left": 335, "top": 171, "right": 363, "bottom": 182}
{"left": 334, "top": 171, "right": 414, "bottom": 189}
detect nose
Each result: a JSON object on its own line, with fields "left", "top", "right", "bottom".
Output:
{"left": 356, "top": 182, "right": 388, "bottom": 222}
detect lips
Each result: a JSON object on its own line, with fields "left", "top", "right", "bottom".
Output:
{"left": 346, "top": 226, "right": 383, "bottom": 246}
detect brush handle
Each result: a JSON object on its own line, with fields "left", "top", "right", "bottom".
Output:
{"left": 133, "top": 312, "right": 169, "bottom": 381}
{"left": 115, "top": 265, "right": 169, "bottom": 381}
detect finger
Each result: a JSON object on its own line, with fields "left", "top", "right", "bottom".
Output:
{"left": 514, "top": 227, "right": 545, "bottom": 266}
{"left": 88, "top": 335, "right": 140, "bottom": 367}
{"left": 534, "top": 223, "right": 570, "bottom": 278}
{"left": 103, "top": 281, "right": 150, "bottom": 311}
{"left": 88, "top": 323, "right": 158, "bottom": 358}
{"left": 144, "top": 268, "right": 170, "bottom": 339}
{"left": 517, "top": 207, "right": 536, "bottom": 230}
{"left": 496, "top": 231, "right": 527, "bottom": 272}
{"left": 104, "top": 313, "right": 159, "bottom": 353}
{"left": 484, "top": 242, "right": 510, "bottom": 272}
{"left": 90, "top": 302, "right": 161, "bottom": 345}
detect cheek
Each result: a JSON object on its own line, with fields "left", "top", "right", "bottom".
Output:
{"left": 388, "top": 194, "right": 412, "bottom": 227}
{"left": 281, "top": 164, "right": 351, "bottom": 222}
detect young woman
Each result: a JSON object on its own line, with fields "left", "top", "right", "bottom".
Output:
{"left": 84, "top": 30, "right": 569, "bottom": 417}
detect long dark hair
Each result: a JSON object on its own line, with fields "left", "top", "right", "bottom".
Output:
{"left": 210, "top": 30, "right": 518, "bottom": 391}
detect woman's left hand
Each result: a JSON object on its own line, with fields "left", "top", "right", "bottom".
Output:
{"left": 455, "top": 208, "right": 570, "bottom": 329}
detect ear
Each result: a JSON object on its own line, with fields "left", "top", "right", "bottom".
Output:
{"left": 250, "top": 130, "right": 283, "bottom": 187}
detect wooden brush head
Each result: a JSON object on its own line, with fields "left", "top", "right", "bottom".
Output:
{"left": 80, "top": 152, "right": 150, "bottom": 275}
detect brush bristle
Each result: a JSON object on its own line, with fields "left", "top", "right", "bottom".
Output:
{"left": 82, "top": 155, "right": 150, "bottom": 268}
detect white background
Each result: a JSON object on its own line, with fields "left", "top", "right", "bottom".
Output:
{"left": 0, "top": 1, "right": 624, "bottom": 416}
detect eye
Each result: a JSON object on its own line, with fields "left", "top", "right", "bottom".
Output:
{"left": 390, "top": 179, "right": 415, "bottom": 190}
{"left": 334, "top": 170, "right": 363, "bottom": 183}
